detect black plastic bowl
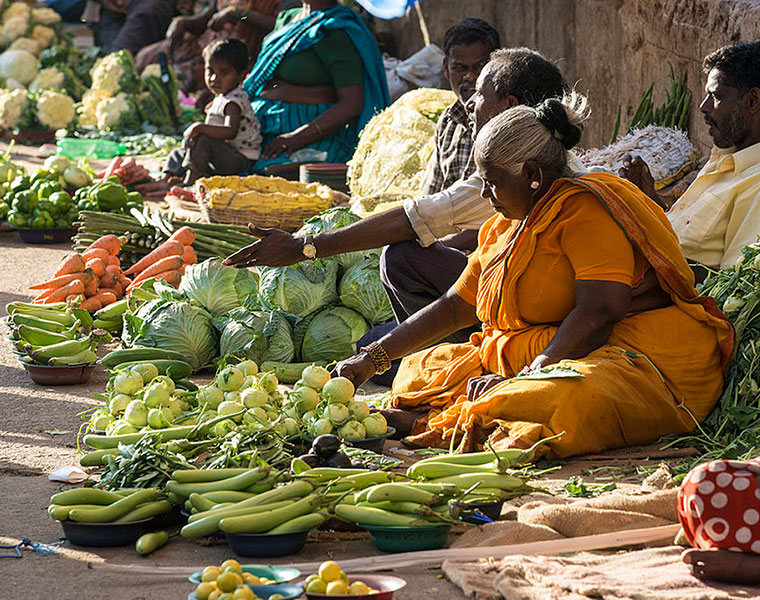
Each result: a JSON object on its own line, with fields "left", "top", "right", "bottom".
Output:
{"left": 225, "top": 528, "right": 309, "bottom": 557}
{"left": 303, "top": 427, "right": 397, "bottom": 455}
{"left": 456, "top": 499, "right": 504, "bottom": 524}
{"left": 60, "top": 517, "right": 153, "bottom": 547}
{"left": 23, "top": 362, "right": 96, "bottom": 385}
{"left": 17, "top": 227, "right": 76, "bottom": 244}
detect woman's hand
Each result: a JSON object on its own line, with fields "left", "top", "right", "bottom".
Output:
{"left": 332, "top": 353, "right": 376, "bottom": 389}
{"left": 208, "top": 6, "right": 237, "bottom": 31}
{"left": 223, "top": 225, "right": 305, "bottom": 268}
{"left": 466, "top": 373, "right": 508, "bottom": 402}
{"left": 261, "top": 131, "right": 308, "bottom": 160}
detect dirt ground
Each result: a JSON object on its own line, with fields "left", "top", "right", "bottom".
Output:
{"left": 0, "top": 143, "right": 696, "bottom": 600}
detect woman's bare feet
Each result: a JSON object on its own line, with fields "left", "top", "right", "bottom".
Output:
{"left": 379, "top": 408, "right": 423, "bottom": 438}
{"left": 682, "top": 548, "right": 760, "bottom": 585}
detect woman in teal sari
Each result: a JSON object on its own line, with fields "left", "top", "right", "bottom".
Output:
{"left": 243, "top": 0, "right": 390, "bottom": 173}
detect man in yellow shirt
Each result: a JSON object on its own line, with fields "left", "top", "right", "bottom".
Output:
{"left": 622, "top": 41, "right": 760, "bottom": 280}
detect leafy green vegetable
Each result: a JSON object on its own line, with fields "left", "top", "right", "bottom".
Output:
{"left": 338, "top": 254, "right": 393, "bottom": 325}
{"left": 563, "top": 476, "right": 617, "bottom": 498}
{"left": 299, "top": 306, "right": 369, "bottom": 362}
{"left": 257, "top": 260, "right": 338, "bottom": 319}
{"left": 218, "top": 308, "right": 294, "bottom": 364}
{"left": 123, "top": 298, "right": 218, "bottom": 371}
{"left": 179, "top": 258, "right": 258, "bottom": 315}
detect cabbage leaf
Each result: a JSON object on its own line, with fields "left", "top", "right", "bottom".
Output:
{"left": 338, "top": 254, "right": 393, "bottom": 325}
{"left": 178, "top": 258, "right": 257, "bottom": 315}
{"left": 299, "top": 306, "right": 369, "bottom": 362}
{"left": 296, "top": 207, "right": 379, "bottom": 271}
{"left": 257, "top": 260, "right": 338, "bottom": 319}
{"left": 218, "top": 308, "right": 294, "bottom": 363}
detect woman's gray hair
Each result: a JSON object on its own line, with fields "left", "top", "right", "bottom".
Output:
{"left": 474, "top": 91, "right": 590, "bottom": 180}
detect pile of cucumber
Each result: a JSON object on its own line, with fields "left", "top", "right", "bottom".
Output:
{"left": 6, "top": 301, "right": 100, "bottom": 366}
{"left": 48, "top": 487, "right": 171, "bottom": 523}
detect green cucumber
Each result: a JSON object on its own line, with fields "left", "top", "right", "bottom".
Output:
{"left": 260, "top": 361, "right": 329, "bottom": 384}
{"left": 101, "top": 347, "right": 190, "bottom": 369}
{"left": 135, "top": 530, "right": 169, "bottom": 555}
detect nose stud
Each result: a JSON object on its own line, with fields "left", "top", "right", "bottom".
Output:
{"left": 530, "top": 181, "right": 540, "bottom": 189}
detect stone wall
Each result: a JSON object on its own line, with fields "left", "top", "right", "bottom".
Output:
{"left": 375, "top": 0, "right": 760, "bottom": 153}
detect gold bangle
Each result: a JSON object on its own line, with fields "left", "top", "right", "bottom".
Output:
{"left": 311, "top": 120, "right": 324, "bottom": 137}
{"left": 360, "top": 341, "right": 392, "bottom": 375}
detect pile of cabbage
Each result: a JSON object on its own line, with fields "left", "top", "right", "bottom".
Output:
{"left": 122, "top": 217, "right": 393, "bottom": 369}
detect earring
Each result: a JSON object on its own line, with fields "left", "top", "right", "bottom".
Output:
{"left": 530, "top": 181, "right": 540, "bottom": 189}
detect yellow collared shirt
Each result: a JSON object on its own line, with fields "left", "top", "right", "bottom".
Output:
{"left": 668, "top": 141, "right": 760, "bottom": 269}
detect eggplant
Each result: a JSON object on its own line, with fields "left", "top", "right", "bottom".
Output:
{"left": 324, "top": 451, "right": 354, "bottom": 468}
{"left": 311, "top": 434, "right": 341, "bottom": 459}
{"left": 298, "top": 453, "right": 321, "bottom": 467}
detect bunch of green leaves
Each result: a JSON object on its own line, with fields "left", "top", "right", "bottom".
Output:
{"left": 563, "top": 476, "right": 617, "bottom": 498}
{"left": 202, "top": 427, "right": 290, "bottom": 470}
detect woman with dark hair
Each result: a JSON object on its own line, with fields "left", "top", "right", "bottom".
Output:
{"left": 243, "top": 0, "right": 389, "bottom": 173}
{"left": 332, "top": 93, "right": 732, "bottom": 459}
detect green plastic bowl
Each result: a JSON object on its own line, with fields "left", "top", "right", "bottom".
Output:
{"left": 362, "top": 524, "right": 451, "bottom": 553}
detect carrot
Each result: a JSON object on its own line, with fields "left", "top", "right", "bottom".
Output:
{"left": 112, "top": 281, "right": 123, "bottom": 297}
{"left": 82, "top": 248, "right": 110, "bottom": 263}
{"left": 83, "top": 278, "right": 99, "bottom": 298}
{"left": 79, "top": 297, "right": 102, "bottom": 312}
{"left": 85, "top": 258, "right": 106, "bottom": 278}
{"left": 127, "top": 270, "right": 182, "bottom": 293}
{"left": 85, "top": 234, "right": 122, "bottom": 255}
{"left": 169, "top": 226, "right": 196, "bottom": 246}
{"left": 107, "top": 255, "right": 120, "bottom": 268}
{"left": 46, "top": 280, "right": 86, "bottom": 303}
{"left": 182, "top": 245, "right": 197, "bottom": 265}
{"left": 105, "top": 264, "right": 120, "bottom": 277}
{"left": 28, "top": 269, "right": 94, "bottom": 290}
{"left": 89, "top": 291, "right": 118, "bottom": 307}
{"left": 98, "top": 287, "right": 119, "bottom": 297}
{"left": 53, "top": 253, "right": 85, "bottom": 278}
{"left": 100, "top": 272, "right": 118, "bottom": 289}
{"left": 65, "top": 294, "right": 84, "bottom": 303}
{"left": 124, "top": 240, "right": 184, "bottom": 276}
{"left": 33, "top": 288, "right": 56, "bottom": 302}
{"left": 128, "top": 256, "right": 184, "bottom": 288}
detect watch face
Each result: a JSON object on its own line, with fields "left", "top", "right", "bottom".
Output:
{"left": 303, "top": 244, "right": 317, "bottom": 259}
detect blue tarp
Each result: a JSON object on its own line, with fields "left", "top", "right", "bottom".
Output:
{"left": 354, "top": 0, "right": 420, "bottom": 19}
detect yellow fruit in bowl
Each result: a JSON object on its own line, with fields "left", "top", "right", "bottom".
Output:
{"left": 232, "top": 586, "right": 256, "bottom": 600}
{"left": 208, "top": 590, "right": 223, "bottom": 600}
{"left": 319, "top": 560, "right": 341, "bottom": 583}
{"left": 243, "top": 573, "right": 261, "bottom": 585}
{"left": 369, "top": 589, "right": 380, "bottom": 595}
{"left": 202, "top": 566, "right": 221, "bottom": 582}
{"left": 326, "top": 580, "right": 348, "bottom": 595}
{"left": 223, "top": 564, "right": 244, "bottom": 577}
{"left": 348, "top": 581, "right": 370, "bottom": 594}
{"left": 221, "top": 559, "right": 242, "bottom": 572}
{"left": 218, "top": 594, "right": 234, "bottom": 600}
{"left": 305, "top": 577, "right": 327, "bottom": 594}
{"left": 196, "top": 582, "right": 216, "bottom": 600}
{"left": 216, "top": 571, "right": 243, "bottom": 593}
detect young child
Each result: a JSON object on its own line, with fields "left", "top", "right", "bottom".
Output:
{"left": 163, "top": 38, "right": 261, "bottom": 186}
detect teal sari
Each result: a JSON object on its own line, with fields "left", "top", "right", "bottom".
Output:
{"left": 243, "top": 5, "right": 390, "bottom": 173}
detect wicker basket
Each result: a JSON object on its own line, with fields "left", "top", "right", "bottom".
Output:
{"left": 195, "top": 175, "right": 336, "bottom": 231}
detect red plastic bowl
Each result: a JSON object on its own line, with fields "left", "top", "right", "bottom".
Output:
{"left": 303, "top": 574, "right": 406, "bottom": 600}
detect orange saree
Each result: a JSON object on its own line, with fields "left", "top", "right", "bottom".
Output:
{"left": 389, "top": 172, "right": 733, "bottom": 458}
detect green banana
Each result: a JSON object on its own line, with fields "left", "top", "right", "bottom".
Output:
{"left": 11, "top": 313, "right": 72, "bottom": 333}
{"left": 48, "top": 349, "right": 97, "bottom": 366}
{"left": 7, "top": 307, "right": 77, "bottom": 326}
{"left": 31, "top": 338, "right": 93, "bottom": 362}
{"left": 18, "top": 324, "right": 73, "bottom": 346}
{"left": 7, "top": 301, "right": 68, "bottom": 313}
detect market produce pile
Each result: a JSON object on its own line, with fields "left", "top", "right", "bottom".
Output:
{"left": 668, "top": 244, "right": 760, "bottom": 462}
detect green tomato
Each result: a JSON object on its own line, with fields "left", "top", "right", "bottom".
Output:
{"left": 49, "top": 190, "right": 72, "bottom": 213}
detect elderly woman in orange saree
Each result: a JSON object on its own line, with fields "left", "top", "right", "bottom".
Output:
{"left": 333, "top": 92, "right": 733, "bottom": 458}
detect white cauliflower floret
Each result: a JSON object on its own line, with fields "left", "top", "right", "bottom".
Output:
{"left": 2, "top": 2, "right": 31, "bottom": 24}
{"left": 30, "top": 66, "right": 64, "bottom": 91}
{"left": 95, "top": 92, "right": 129, "bottom": 130}
{"left": 37, "top": 89, "right": 75, "bottom": 130}
{"left": 31, "top": 8, "right": 61, "bottom": 25}
{"left": 90, "top": 53, "right": 126, "bottom": 95}
{"left": 78, "top": 87, "right": 111, "bottom": 127}
{"left": 0, "top": 88, "right": 27, "bottom": 128}
{"left": 31, "top": 24, "right": 55, "bottom": 49}
{"left": 9, "top": 36, "right": 39, "bottom": 55}
{"left": 5, "top": 78, "right": 23, "bottom": 90}
{"left": 141, "top": 64, "right": 161, "bottom": 80}
{"left": 3, "top": 16, "right": 29, "bottom": 44}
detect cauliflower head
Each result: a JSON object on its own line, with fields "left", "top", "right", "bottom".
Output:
{"left": 0, "top": 88, "right": 27, "bottom": 128}
{"left": 78, "top": 87, "right": 110, "bottom": 126}
{"left": 3, "top": 15, "right": 29, "bottom": 44}
{"left": 90, "top": 50, "right": 140, "bottom": 95}
{"left": 141, "top": 64, "right": 161, "bottom": 80}
{"left": 31, "top": 24, "right": 55, "bottom": 49}
{"left": 96, "top": 92, "right": 130, "bottom": 130}
{"left": 37, "top": 89, "right": 75, "bottom": 130}
{"left": 2, "top": 2, "right": 31, "bottom": 24}
{"left": 9, "top": 36, "right": 39, "bottom": 55}
{"left": 31, "top": 8, "right": 62, "bottom": 25}
{"left": 30, "top": 66, "right": 64, "bottom": 91}
{"left": 5, "top": 77, "right": 23, "bottom": 90}
{"left": 0, "top": 49, "right": 39, "bottom": 85}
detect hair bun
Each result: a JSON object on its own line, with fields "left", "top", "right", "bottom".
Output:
{"left": 535, "top": 98, "right": 582, "bottom": 150}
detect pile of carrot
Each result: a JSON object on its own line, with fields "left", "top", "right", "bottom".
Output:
{"left": 30, "top": 234, "right": 130, "bottom": 311}
{"left": 123, "top": 226, "right": 197, "bottom": 295}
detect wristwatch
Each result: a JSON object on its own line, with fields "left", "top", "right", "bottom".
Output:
{"left": 301, "top": 235, "right": 317, "bottom": 260}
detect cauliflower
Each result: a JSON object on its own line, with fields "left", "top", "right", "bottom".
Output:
{"left": 5, "top": 77, "right": 23, "bottom": 89}
{"left": 9, "top": 36, "right": 39, "bottom": 55}
{"left": 78, "top": 87, "right": 111, "bottom": 126}
{"left": 95, "top": 92, "right": 130, "bottom": 130}
{"left": 31, "top": 8, "right": 61, "bottom": 25}
{"left": 3, "top": 15, "right": 28, "bottom": 44}
{"left": 2, "top": 2, "right": 31, "bottom": 24}
{"left": 0, "top": 49, "right": 39, "bottom": 85}
{"left": 0, "top": 88, "right": 27, "bottom": 128}
{"left": 30, "top": 66, "right": 64, "bottom": 92}
{"left": 36, "top": 89, "right": 75, "bottom": 130}
{"left": 31, "top": 24, "right": 55, "bottom": 49}
{"left": 90, "top": 49, "right": 140, "bottom": 95}
{"left": 141, "top": 64, "right": 161, "bottom": 80}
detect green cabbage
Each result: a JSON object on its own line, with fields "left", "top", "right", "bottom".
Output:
{"left": 338, "top": 254, "right": 393, "bottom": 325}
{"left": 123, "top": 299, "right": 218, "bottom": 371}
{"left": 296, "top": 207, "right": 379, "bottom": 271}
{"left": 299, "top": 306, "right": 369, "bottom": 362}
{"left": 218, "top": 308, "right": 294, "bottom": 363}
{"left": 257, "top": 260, "right": 338, "bottom": 319}
{"left": 178, "top": 258, "right": 258, "bottom": 315}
